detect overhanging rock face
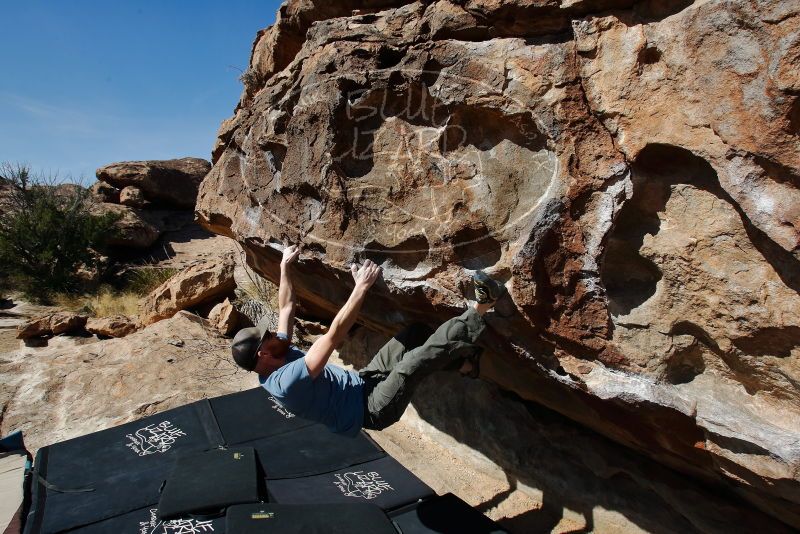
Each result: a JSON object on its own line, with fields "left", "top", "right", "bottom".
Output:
{"left": 196, "top": 0, "right": 800, "bottom": 526}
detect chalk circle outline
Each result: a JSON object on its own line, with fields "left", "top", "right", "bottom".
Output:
{"left": 234, "top": 68, "right": 560, "bottom": 260}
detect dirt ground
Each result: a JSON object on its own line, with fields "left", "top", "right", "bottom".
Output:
{"left": 368, "top": 421, "right": 584, "bottom": 532}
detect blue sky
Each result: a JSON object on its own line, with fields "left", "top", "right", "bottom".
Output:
{"left": 0, "top": 0, "right": 282, "bottom": 183}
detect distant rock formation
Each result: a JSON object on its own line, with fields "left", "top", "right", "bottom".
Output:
{"left": 196, "top": 0, "right": 800, "bottom": 527}
{"left": 97, "top": 158, "right": 211, "bottom": 209}
{"left": 91, "top": 158, "right": 211, "bottom": 249}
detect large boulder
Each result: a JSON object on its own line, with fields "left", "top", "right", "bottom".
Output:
{"left": 139, "top": 255, "right": 236, "bottom": 326}
{"left": 91, "top": 203, "right": 160, "bottom": 248}
{"left": 91, "top": 203, "right": 195, "bottom": 249}
{"left": 96, "top": 158, "right": 211, "bottom": 209}
{"left": 330, "top": 328, "right": 792, "bottom": 533}
{"left": 196, "top": 0, "right": 800, "bottom": 527}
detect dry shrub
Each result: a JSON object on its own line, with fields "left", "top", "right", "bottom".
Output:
{"left": 53, "top": 286, "right": 140, "bottom": 317}
{"left": 238, "top": 67, "right": 265, "bottom": 93}
{"left": 51, "top": 292, "right": 91, "bottom": 313}
{"left": 52, "top": 267, "right": 177, "bottom": 318}
{"left": 85, "top": 289, "right": 141, "bottom": 317}
{"left": 125, "top": 267, "right": 178, "bottom": 294}
{"left": 233, "top": 244, "right": 279, "bottom": 329}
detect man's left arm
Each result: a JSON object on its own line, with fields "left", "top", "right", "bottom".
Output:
{"left": 277, "top": 244, "right": 301, "bottom": 339}
{"left": 303, "top": 260, "right": 380, "bottom": 379}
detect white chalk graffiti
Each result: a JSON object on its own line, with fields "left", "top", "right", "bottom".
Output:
{"left": 139, "top": 508, "right": 214, "bottom": 534}
{"left": 138, "top": 509, "right": 215, "bottom": 534}
{"left": 333, "top": 471, "right": 394, "bottom": 500}
{"left": 161, "top": 518, "right": 215, "bottom": 534}
{"left": 268, "top": 396, "right": 296, "bottom": 419}
{"left": 125, "top": 421, "right": 187, "bottom": 456}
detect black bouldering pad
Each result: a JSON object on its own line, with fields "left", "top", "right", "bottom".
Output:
{"left": 22, "top": 388, "right": 500, "bottom": 534}
{"left": 209, "top": 387, "right": 314, "bottom": 444}
{"left": 38, "top": 400, "right": 222, "bottom": 488}
{"left": 390, "top": 493, "right": 509, "bottom": 534}
{"left": 61, "top": 505, "right": 226, "bottom": 533}
{"left": 29, "top": 462, "right": 168, "bottom": 533}
{"left": 226, "top": 503, "right": 398, "bottom": 534}
{"left": 267, "top": 456, "right": 434, "bottom": 512}
{"left": 26, "top": 400, "right": 224, "bottom": 533}
{"left": 245, "top": 424, "right": 385, "bottom": 480}
{"left": 158, "top": 447, "right": 262, "bottom": 520}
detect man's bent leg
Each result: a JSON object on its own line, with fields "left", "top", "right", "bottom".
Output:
{"left": 359, "top": 322, "right": 434, "bottom": 380}
{"left": 363, "top": 307, "right": 486, "bottom": 430}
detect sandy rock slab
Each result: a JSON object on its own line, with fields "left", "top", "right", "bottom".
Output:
{"left": 0, "top": 311, "right": 255, "bottom": 452}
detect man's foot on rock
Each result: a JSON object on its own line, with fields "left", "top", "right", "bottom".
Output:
{"left": 473, "top": 270, "right": 505, "bottom": 305}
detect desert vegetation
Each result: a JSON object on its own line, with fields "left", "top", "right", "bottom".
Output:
{"left": 0, "top": 162, "right": 179, "bottom": 313}
{"left": 0, "top": 162, "right": 122, "bottom": 301}
{"left": 52, "top": 267, "right": 178, "bottom": 317}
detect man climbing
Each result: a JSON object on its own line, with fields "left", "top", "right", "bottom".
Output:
{"left": 231, "top": 244, "right": 504, "bottom": 436}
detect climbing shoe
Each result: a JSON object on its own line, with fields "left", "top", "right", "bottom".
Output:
{"left": 472, "top": 270, "right": 505, "bottom": 304}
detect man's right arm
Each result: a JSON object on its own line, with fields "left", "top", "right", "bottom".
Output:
{"left": 304, "top": 260, "right": 380, "bottom": 379}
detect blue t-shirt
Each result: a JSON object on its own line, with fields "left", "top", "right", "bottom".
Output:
{"left": 258, "top": 333, "right": 365, "bottom": 437}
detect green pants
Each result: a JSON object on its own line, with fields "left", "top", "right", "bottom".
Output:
{"left": 360, "top": 307, "right": 486, "bottom": 430}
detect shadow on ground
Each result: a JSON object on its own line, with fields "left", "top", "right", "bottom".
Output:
{"left": 337, "top": 324, "right": 790, "bottom": 534}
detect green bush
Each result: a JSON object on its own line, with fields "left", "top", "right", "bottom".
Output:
{"left": 0, "top": 163, "right": 120, "bottom": 301}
